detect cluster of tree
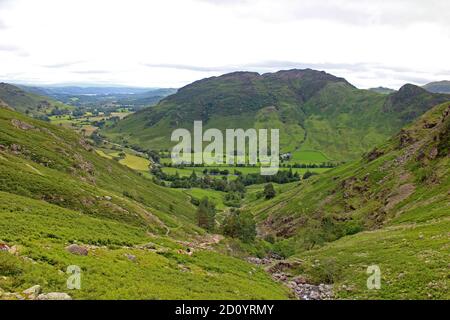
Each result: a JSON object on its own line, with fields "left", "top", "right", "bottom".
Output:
{"left": 151, "top": 167, "right": 303, "bottom": 196}
{"left": 221, "top": 209, "right": 257, "bottom": 243}
{"left": 164, "top": 161, "right": 338, "bottom": 169}
{"left": 147, "top": 150, "right": 161, "bottom": 163}
{"left": 238, "top": 168, "right": 300, "bottom": 185}
{"left": 196, "top": 197, "right": 216, "bottom": 231}
{"left": 263, "top": 183, "right": 276, "bottom": 199}
{"left": 151, "top": 167, "right": 247, "bottom": 191}
{"left": 164, "top": 162, "right": 256, "bottom": 168}
{"left": 49, "top": 108, "right": 71, "bottom": 116}
{"left": 282, "top": 162, "right": 337, "bottom": 168}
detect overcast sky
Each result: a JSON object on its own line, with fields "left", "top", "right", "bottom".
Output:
{"left": 0, "top": 0, "right": 449, "bottom": 89}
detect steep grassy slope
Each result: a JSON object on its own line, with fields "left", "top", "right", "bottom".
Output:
{"left": 0, "top": 192, "right": 289, "bottom": 299}
{"left": 0, "top": 83, "right": 73, "bottom": 118}
{"left": 0, "top": 106, "right": 289, "bottom": 299}
{"left": 246, "top": 102, "right": 450, "bottom": 299}
{"left": 250, "top": 102, "right": 450, "bottom": 242}
{"left": 102, "top": 69, "right": 449, "bottom": 161}
{"left": 0, "top": 107, "right": 198, "bottom": 233}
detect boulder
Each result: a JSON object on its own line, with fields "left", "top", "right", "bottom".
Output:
{"left": 23, "top": 285, "right": 42, "bottom": 299}
{"left": 36, "top": 292, "right": 72, "bottom": 300}
{"left": 125, "top": 253, "right": 137, "bottom": 262}
{"left": 293, "top": 276, "right": 307, "bottom": 285}
{"left": 8, "top": 245, "right": 19, "bottom": 255}
{"left": 66, "top": 244, "right": 88, "bottom": 256}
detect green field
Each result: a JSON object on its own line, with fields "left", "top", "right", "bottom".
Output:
{"left": 287, "top": 150, "right": 332, "bottom": 164}
{"left": 118, "top": 154, "right": 150, "bottom": 172}
{"left": 161, "top": 166, "right": 329, "bottom": 178}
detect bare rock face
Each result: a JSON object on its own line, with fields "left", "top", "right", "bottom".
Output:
{"left": 66, "top": 244, "right": 89, "bottom": 256}
{"left": 36, "top": 292, "right": 72, "bottom": 300}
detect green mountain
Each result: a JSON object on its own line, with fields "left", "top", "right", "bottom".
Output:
{"left": 102, "top": 69, "right": 449, "bottom": 161}
{"left": 0, "top": 105, "right": 288, "bottom": 299}
{"left": 247, "top": 101, "right": 450, "bottom": 299}
{"left": 423, "top": 80, "right": 450, "bottom": 94}
{"left": 0, "top": 83, "right": 73, "bottom": 118}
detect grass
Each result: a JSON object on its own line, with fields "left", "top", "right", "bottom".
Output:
{"left": 289, "top": 218, "right": 450, "bottom": 299}
{"left": 288, "top": 150, "right": 331, "bottom": 164}
{"left": 243, "top": 102, "right": 450, "bottom": 299}
{"left": 118, "top": 154, "right": 150, "bottom": 172}
{"left": 0, "top": 191, "right": 290, "bottom": 300}
{"left": 183, "top": 188, "right": 228, "bottom": 210}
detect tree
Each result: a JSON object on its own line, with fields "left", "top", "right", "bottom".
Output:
{"left": 190, "top": 170, "right": 198, "bottom": 181}
{"left": 303, "top": 171, "right": 318, "bottom": 180}
{"left": 222, "top": 209, "right": 256, "bottom": 243}
{"left": 196, "top": 197, "right": 216, "bottom": 231}
{"left": 263, "top": 183, "right": 276, "bottom": 199}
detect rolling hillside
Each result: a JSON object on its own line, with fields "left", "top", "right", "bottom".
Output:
{"left": 102, "top": 69, "right": 450, "bottom": 161}
{"left": 0, "top": 105, "right": 288, "bottom": 299}
{"left": 246, "top": 102, "right": 450, "bottom": 299}
{"left": 0, "top": 83, "right": 73, "bottom": 118}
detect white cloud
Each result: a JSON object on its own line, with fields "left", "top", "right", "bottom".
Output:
{"left": 0, "top": 0, "right": 449, "bottom": 88}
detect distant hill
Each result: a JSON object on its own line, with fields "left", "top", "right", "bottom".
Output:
{"left": 102, "top": 69, "right": 450, "bottom": 161}
{"left": 0, "top": 83, "right": 73, "bottom": 118}
{"left": 19, "top": 85, "right": 177, "bottom": 109}
{"left": 423, "top": 80, "right": 450, "bottom": 94}
{"left": 18, "top": 85, "right": 166, "bottom": 96}
{"left": 369, "top": 86, "right": 396, "bottom": 94}
{"left": 247, "top": 101, "right": 450, "bottom": 299}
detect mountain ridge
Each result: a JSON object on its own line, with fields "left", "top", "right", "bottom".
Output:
{"left": 102, "top": 69, "right": 450, "bottom": 161}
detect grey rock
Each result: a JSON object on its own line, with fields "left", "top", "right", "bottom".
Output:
{"left": 23, "top": 285, "right": 42, "bottom": 298}
{"left": 66, "top": 244, "right": 88, "bottom": 256}
{"left": 37, "top": 292, "right": 72, "bottom": 300}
